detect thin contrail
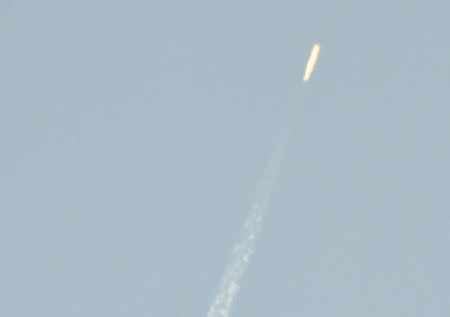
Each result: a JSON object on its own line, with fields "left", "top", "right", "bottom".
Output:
{"left": 206, "top": 43, "right": 321, "bottom": 317}
{"left": 207, "top": 123, "right": 292, "bottom": 317}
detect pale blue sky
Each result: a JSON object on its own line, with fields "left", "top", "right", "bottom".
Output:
{"left": 1, "top": 1, "right": 449, "bottom": 316}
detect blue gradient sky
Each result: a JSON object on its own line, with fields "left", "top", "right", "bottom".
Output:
{"left": 1, "top": 1, "right": 449, "bottom": 316}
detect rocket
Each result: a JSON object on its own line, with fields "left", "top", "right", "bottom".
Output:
{"left": 303, "top": 43, "right": 321, "bottom": 82}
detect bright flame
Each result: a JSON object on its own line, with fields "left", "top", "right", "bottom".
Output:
{"left": 303, "top": 43, "right": 321, "bottom": 82}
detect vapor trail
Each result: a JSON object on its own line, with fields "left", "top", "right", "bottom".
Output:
{"left": 207, "top": 122, "right": 292, "bottom": 317}
{"left": 207, "top": 42, "right": 321, "bottom": 317}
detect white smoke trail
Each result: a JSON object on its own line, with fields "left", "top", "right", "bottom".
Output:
{"left": 207, "top": 43, "right": 320, "bottom": 317}
{"left": 207, "top": 122, "right": 292, "bottom": 317}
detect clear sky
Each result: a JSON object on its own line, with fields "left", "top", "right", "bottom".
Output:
{"left": 1, "top": 1, "right": 449, "bottom": 316}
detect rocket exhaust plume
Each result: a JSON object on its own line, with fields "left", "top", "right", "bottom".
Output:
{"left": 303, "top": 43, "right": 321, "bottom": 82}
{"left": 207, "top": 43, "right": 321, "bottom": 317}
{"left": 207, "top": 123, "right": 291, "bottom": 317}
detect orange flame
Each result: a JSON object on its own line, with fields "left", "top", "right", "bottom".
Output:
{"left": 303, "top": 43, "right": 321, "bottom": 82}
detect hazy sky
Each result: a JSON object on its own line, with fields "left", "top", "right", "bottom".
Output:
{"left": 1, "top": 1, "right": 450, "bottom": 316}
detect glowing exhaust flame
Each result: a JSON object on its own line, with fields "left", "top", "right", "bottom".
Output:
{"left": 303, "top": 43, "right": 321, "bottom": 82}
